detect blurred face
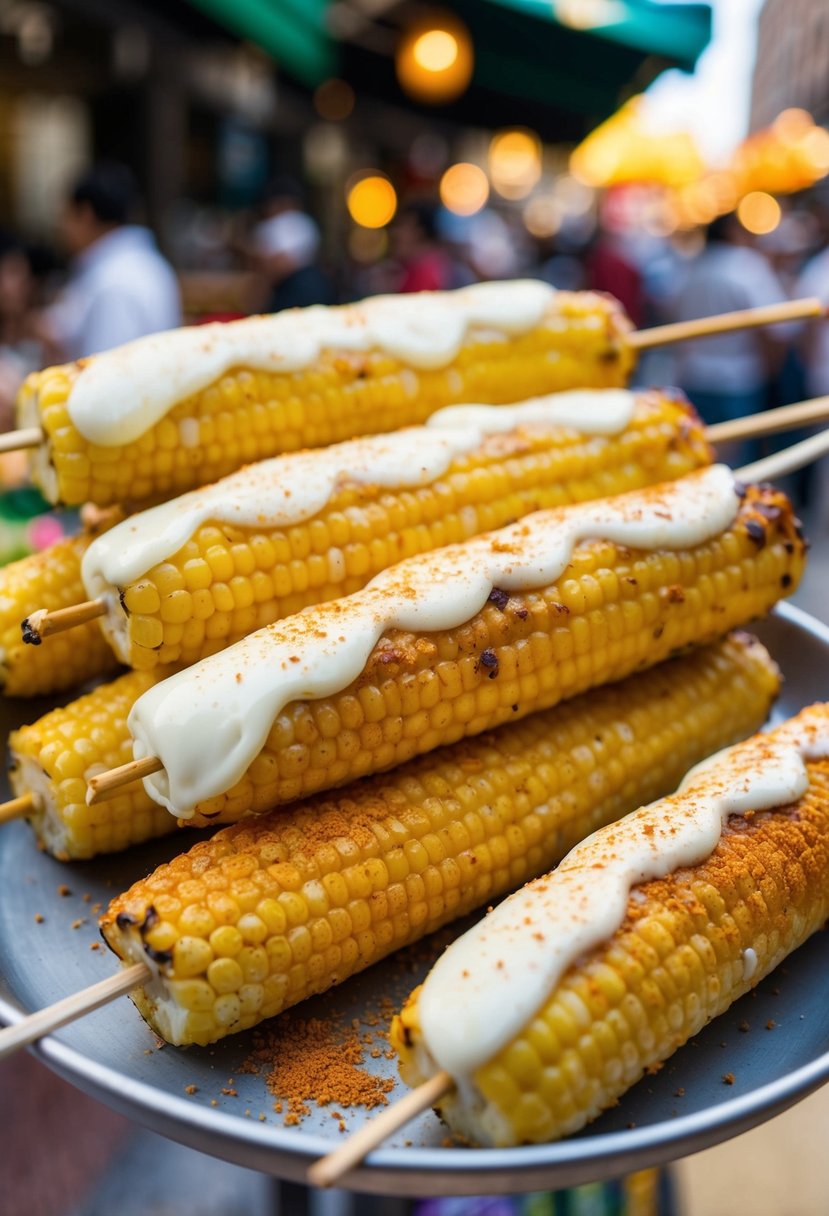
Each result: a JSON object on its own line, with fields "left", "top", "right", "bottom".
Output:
{"left": 0, "top": 250, "right": 33, "bottom": 319}
{"left": 60, "top": 200, "right": 103, "bottom": 255}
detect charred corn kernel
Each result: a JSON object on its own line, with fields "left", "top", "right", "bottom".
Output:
{"left": 95, "top": 391, "right": 711, "bottom": 669}
{"left": 20, "top": 291, "right": 632, "bottom": 508}
{"left": 393, "top": 720, "right": 829, "bottom": 1147}
{"left": 177, "top": 484, "right": 804, "bottom": 826}
{"left": 100, "top": 631, "right": 779, "bottom": 1046}
{"left": 8, "top": 669, "right": 174, "bottom": 860}
{"left": 0, "top": 531, "right": 117, "bottom": 696}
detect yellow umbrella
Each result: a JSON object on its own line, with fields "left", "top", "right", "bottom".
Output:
{"left": 570, "top": 96, "right": 705, "bottom": 188}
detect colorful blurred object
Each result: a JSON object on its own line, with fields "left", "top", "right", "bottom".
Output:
{"left": 731, "top": 109, "right": 829, "bottom": 196}
{"left": 0, "top": 484, "right": 73, "bottom": 566}
{"left": 570, "top": 98, "right": 705, "bottom": 188}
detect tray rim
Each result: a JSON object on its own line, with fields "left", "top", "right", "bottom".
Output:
{"left": 3, "top": 598, "right": 829, "bottom": 1195}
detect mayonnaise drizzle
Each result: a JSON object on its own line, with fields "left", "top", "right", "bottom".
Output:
{"left": 127, "top": 465, "right": 739, "bottom": 817}
{"left": 80, "top": 390, "right": 636, "bottom": 593}
{"left": 416, "top": 706, "right": 829, "bottom": 1083}
{"left": 66, "top": 281, "right": 556, "bottom": 445}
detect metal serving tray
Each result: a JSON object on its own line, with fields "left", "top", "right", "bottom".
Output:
{"left": 1, "top": 601, "right": 828, "bottom": 1196}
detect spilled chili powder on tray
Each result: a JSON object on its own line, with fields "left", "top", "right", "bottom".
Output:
{"left": 241, "top": 1013, "right": 394, "bottom": 1129}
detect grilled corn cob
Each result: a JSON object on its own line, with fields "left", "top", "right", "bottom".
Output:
{"left": 0, "top": 529, "right": 117, "bottom": 697}
{"left": 79, "top": 389, "right": 710, "bottom": 671}
{"left": 9, "top": 669, "right": 174, "bottom": 860}
{"left": 121, "top": 467, "right": 805, "bottom": 824}
{"left": 392, "top": 705, "right": 829, "bottom": 1147}
{"left": 99, "top": 632, "right": 779, "bottom": 1046}
{"left": 18, "top": 285, "right": 632, "bottom": 507}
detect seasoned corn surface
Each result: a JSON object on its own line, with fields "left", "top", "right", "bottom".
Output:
{"left": 10, "top": 669, "right": 174, "bottom": 860}
{"left": 109, "top": 391, "right": 711, "bottom": 670}
{"left": 181, "top": 485, "right": 804, "bottom": 826}
{"left": 394, "top": 762, "right": 829, "bottom": 1146}
{"left": 100, "top": 633, "right": 779, "bottom": 1046}
{"left": 23, "top": 292, "right": 632, "bottom": 507}
{"left": 0, "top": 532, "right": 116, "bottom": 696}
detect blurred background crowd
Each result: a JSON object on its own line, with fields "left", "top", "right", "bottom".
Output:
{"left": 1, "top": 0, "right": 829, "bottom": 465}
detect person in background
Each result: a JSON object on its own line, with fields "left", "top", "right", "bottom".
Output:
{"left": 39, "top": 162, "right": 181, "bottom": 361}
{"left": 669, "top": 211, "right": 794, "bottom": 463}
{"left": 253, "top": 177, "right": 335, "bottom": 312}
{"left": 795, "top": 206, "right": 829, "bottom": 398}
{"left": 0, "top": 231, "right": 44, "bottom": 428}
{"left": 586, "top": 224, "right": 645, "bottom": 328}
{"left": 391, "top": 201, "right": 458, "bottom": 293}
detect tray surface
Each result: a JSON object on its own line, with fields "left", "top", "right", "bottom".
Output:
{"left": 1, "top": 601, "right": 828, "bottom": 1196}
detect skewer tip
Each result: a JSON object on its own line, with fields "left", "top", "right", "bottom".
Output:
{"left": 86, "top": 754, "right": 164, "bottom": 804}
{"left": 0, "top": 426, "right": 43, "bottom": 455}
{"left": 306, "top": 1070, "right": 453, "bottom": 1189}
{"left": 0, "top": 793, "right": 36, "bottom": 826}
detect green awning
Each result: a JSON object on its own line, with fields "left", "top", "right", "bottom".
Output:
{"left": 489, "top": 0, "right": 711, "bottom": 73}
{"left": 184, "top": 0, "right": 711, "bottom": 137}
{"left": 187, "top": 0, "right": 336, "bottom": 86}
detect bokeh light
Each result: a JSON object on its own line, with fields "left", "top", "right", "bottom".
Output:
{"left": 772, "top": 108, "right": 814, "bottom": 142}
{"left": 522, "top": 195, "right": 562, "bottom": 238}
{"left": 439, "top": 163, "right": 489, "bottom": 216}
{"left": 802, "top": 126, "right": 829, "bottom": 175}
{"left": 346, "top": 173, "right": 397, "bottom": 229}
{"left": 313, "top": 78, "right": 355, "bottom": 122}
{"left": 489, "top": 128, "right": 542, "bottom": 200}
{"left": 737, "top": 191, "right": 782, "bottom": 235}
{"left": 412, "top": 29, "right": 458, "bottom": 72}
{"left": 396, "top": 16, "right": 473, "bottom": 104}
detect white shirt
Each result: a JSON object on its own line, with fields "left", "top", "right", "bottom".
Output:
{"left": 47, "top": 226, "right": 181, "bottom": 360}
{"left": 796, "top": 247, "right": 829, "bottom": 397}
{"left": 671, "top": 242, "right": 791, "bottom": 393}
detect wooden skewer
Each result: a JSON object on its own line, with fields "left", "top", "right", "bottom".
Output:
{"left": 706, "top": 394, "right": 829, "bottom": 444}
{"left": 0, "top": 962, "right": 151, "bottom": 1061}
{"left": 22, "top": 598, "right": 106, "bottom": 644}
{"left": 86, "top": 756, "right": 164, "bottom": 805}
{"left": 737, "top": 427, "right": 829, "bottom": 483}
{"left": 628, "top": 296, "right": 824, "bottom": 350}
{"left": 0, "top": 793, "right": 35, "bottom": 825}
{"left": 306, "top": 1070, "right": 453, "bottom": 1189}
{"left": 0, "top": 426, "right": 44, "bottom": 454}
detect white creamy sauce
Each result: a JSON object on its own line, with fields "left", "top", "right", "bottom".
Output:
{"left": 742, "top": 947, "right": 759, "bottom": 981}
{"left": 66, "top": 280, "right": 556, "bottom": 445}
{"left": 80, "top": 390, "right": 636, "bottom": 593}
{"left": 125, "top": 465, "right": 739, "bottom": 817}
{"left": 416, "top": 707, "right": 829, "bottom": 1082}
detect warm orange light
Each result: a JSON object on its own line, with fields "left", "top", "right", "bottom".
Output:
{"left": 773, "top": 108, "right": 814, "bottom": 142}
{"left": 313, "top": 78, "right": 355, "bottom": 122}
{"left": 553, "top": 174, "right": 595, "bottom": 216}
{"left": 412, "top": 29, "right": 458, "bottom": 72}
{"left": 439, "top": 163, "right": 489, "bottom": 216}
{"left": 396, "top": 16, "right": 473, "bottom": 104}
{"left": 523, "top": 195, "right": 561, "bottom": 238}
{"left": 802, "top": 126, "right": 829, "bottom": 175}
{"left": 489, "top": 128, "right": 542, "bottom": 199}
{"left": 346, "top": 173, "right": 397, "bottom": 229}
{"left": 737, "top": 191, "right": 781, "bottom": 235}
